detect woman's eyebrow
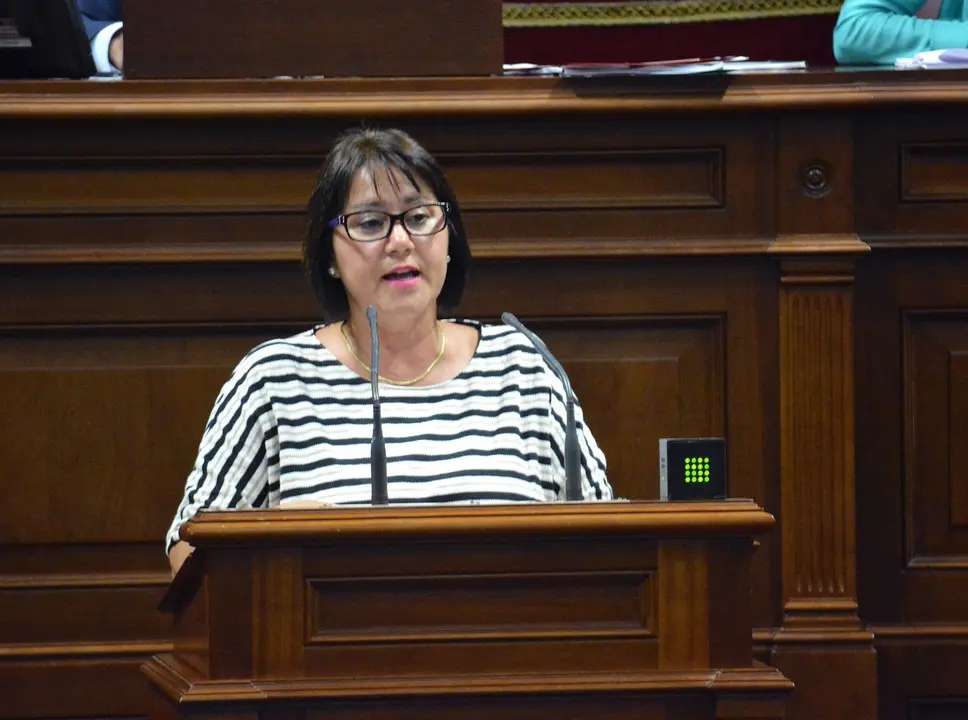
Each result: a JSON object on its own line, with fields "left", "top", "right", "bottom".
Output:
{"left": 346, "top": 194, "right": 430, "bottom": 212}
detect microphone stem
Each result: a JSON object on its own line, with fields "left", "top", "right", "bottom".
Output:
{"left": 565, "top": 399, "right": 581, "bottom": 502}
{"left": 371, "top": 406, "right": 388, "bottom": 505}
{"left": 367, "top": 306, "right": 389, "bottom": 505}
{"left": 501, "top": 312, "right": 583, "bottom": 502}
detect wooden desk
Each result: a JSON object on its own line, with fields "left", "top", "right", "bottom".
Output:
{"left": 1, "top": 70, "right": 967, "bottom": 720}
{"left": 145, "top": 501, "right": 789, "bottom": 720}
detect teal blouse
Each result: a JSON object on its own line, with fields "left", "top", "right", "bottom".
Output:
{"left": 833, "top": 0, "right": 968, "bottom": 65}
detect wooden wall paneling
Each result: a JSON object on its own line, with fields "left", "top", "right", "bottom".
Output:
{"left": 0, "top": 325, "right": 316, "bottom": 541}
{"left": 774, "top": 114, "right": 855, "bottom": 240}
{"left": 895, "top": 273, "right": 968, "bottom": 619}
{"left": 855, "top": 111, "right": 968, "bottom": 248}
{"left": 903, "top": 311, "right": 968, "bottom": 577}
{"left": 527, "top": 312, "right": 727, "bottom": 504}
{"left": 435, "top": 113, "right": 774, "bottom": 257}
{"left": 722, "top": 260, "right": 781, "bottom": 634}
{"left": 0, "top": 322, "right": 312, "bottom": 717}
{"left": 889, "top": 119, "right": 968, "bottom": 243}
{"left": 874, "top": 630, "right": 968, "bottom": 720}
{"left": 462, "top": 256, "right": 780, "bottom": 635}
{"left": 909, "top": 700, "right": 968, "bottom": 720}
{"left": 855, "top": 252, "right": 968, "bottom": 720}
{"left": 856, "top": 253, "right": 968, "bottom": 623}
{"left": 0, "top": 112, "right": 776, "bottom": 264}
{"left": 0, "top": 154, "right": 315, "bottom": 214}
{"left": 853, "top": 253, "right": 906, "bottom": 624}
{"left": 852, "top": 100, "right": 968, "bottom": 714}
{"left": 0, "top": 116, "right": 324, "bottom": 264}
{"left": 769, "top": 113, "right": 878, "bottom": 720}
{"left": 896, "top": 264, "right": 968, "bottom": 601}
{"left": 0, "top": 655, "right": 159, "bottom": 718}
{"left": 0, "top": 263, "right": 321, "bottom": 326}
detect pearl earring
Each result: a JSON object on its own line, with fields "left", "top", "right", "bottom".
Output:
{"left": 446, "top": 255, "right": 451, "bottom": 264}
{"left": 328, "top": 266, "right": 340, "bottom": 278}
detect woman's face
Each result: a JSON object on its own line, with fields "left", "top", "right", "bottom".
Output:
{"left": 332, "top": 166, "right": 450, "bottom": 325}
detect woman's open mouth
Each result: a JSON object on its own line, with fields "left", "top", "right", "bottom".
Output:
{"left": 382, "top": 267, "right": 421, "bottom": 286}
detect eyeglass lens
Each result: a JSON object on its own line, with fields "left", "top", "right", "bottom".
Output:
{"left": 345, "top": 204, "right": 445, "bottom": 241}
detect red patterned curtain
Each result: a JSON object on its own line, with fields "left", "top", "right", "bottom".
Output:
{"left": 503, "top": 0, "right": 840, "bottom": 65}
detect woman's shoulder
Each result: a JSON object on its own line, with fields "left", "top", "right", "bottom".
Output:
{"left": 450, "top": 318, "right": 523, "bottom": 346}
{"left": 449, "top": 318, "right": 549, "bottom": 371}
{"left": 232, "top": 327, "right": 337, "bottom": 379}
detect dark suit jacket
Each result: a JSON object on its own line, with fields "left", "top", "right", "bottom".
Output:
{"left": 77, "top": 0, "right": 122, "bottom": 42}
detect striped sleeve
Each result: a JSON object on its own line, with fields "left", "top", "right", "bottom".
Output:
{"left": 165, "top": 345, "right": 277, "bottom": 553}
{"left": 545, "top": 362, "right": 612, "bottom": 501}
{"left": 495, "top": 325, "right": 611, "bottom": 501}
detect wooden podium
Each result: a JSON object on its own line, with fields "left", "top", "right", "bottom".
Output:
{"left": 143, "top": 500, "right": 792, "bottom": 719}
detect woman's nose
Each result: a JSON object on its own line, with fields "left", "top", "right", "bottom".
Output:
{"left": 384, "top": 219, "right": 415, "bottom": 253}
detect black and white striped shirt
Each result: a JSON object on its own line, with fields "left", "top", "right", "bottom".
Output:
{"left": 166, "top": 321, "right": 612, "bottom": 552}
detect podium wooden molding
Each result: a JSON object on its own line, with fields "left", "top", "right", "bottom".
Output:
{"left": 144, "top": 500, "right": 791, "bottom": 719}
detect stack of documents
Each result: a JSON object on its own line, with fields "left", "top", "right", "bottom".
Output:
{"left": 896, "top": 49, "right": 968, "bottom": 68}
{"left": 504, "top": 58, "right": 807, "bottom": 77}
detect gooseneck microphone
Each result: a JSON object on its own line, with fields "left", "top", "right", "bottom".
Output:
{"left": 366, "top": 305, "right": 389, "bottom": 505}
{"left": 501, "top": 312, "right": 582, "bottom": 502}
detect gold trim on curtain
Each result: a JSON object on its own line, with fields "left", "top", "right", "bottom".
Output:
{"left": 503, "top": 0, "right": 842, "bottom": 26}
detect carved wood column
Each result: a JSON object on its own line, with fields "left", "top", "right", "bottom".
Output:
{"left": 779, "top": 257, "right": 861, "bottom": 632}
{"left": 772, "top": 255, "right": 876, "bottom": 718}
{"left": 769, "top": 116, "right": 876, "bottom": 720}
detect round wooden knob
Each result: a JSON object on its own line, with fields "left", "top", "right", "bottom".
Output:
{"left": 801, "top": 163, "right": 831, "bottom": 196}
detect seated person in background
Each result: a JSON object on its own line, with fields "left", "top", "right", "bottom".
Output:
{"left": 833, "top": 0, "right": 968, "bottom": 65}
{"left": 166, "top": 127, "right": 613, "bottom": 575}
{"left": 77, "top": 0, "right": 122, "bottom": 72}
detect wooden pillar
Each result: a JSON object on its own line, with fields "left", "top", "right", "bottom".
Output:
{"left": 770, "top": 115, "right": 876, "bottom": 720}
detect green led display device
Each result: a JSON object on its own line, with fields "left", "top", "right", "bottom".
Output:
{"left": 659, "top": 438, "right": 727, "bottom": 501}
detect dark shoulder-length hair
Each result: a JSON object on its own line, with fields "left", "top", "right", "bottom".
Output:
{"left": 303, "top": 127, "right": 471, "bottom": 322}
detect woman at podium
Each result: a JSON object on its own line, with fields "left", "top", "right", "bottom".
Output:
{"left": 166, "top": 127, "right": 612, "bottom": 574}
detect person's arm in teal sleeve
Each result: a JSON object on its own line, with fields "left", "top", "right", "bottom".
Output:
{"left": 834, "top": 0, "right": 968, "bottom": 65}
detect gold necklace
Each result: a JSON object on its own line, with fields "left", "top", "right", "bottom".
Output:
{"left": 340, "top": 321, "right": 446, "bottom": 387}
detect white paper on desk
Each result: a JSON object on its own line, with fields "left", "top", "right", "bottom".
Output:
{"left": 722, "top": 60, "right": 808, "bottom": 72}
{"left": 896, "top": 48, "right": 968, "bottom": 68}
{"left": 503, "top": 63, "right": 563, "bottom": 76}
{"left": 638, "top": 61, "right": 724, "bottom": 75}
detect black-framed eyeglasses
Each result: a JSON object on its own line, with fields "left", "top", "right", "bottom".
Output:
{"left": 328, "top": 202, "right": 450, "bottom": 243}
